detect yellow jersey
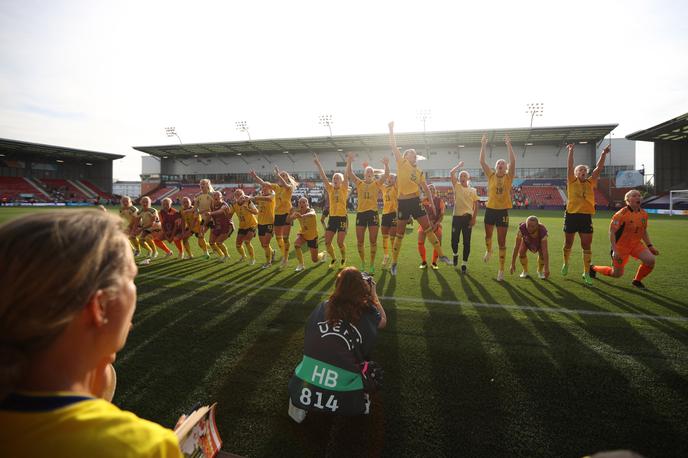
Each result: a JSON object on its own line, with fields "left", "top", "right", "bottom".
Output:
{"left": 181, "top": 207, "right": 201, "bottom": 232}
{"left": 567, "top": 177, "right": 597, "bottom": 214}
{"left": 256, "top": 195, "right": 276, "bottom": 225}
{"left": 355, "top": 179, "right": 381, "bottom": 213}
{"left": 381, "top": 183, "right": 398, "bottom": 214}
{"left": 396, "top": 157, "right": 425, "bottom": 197}
{"left": 194, "top": 192, "right": 213, "bottom": 213}
{"left": 138, "top": 207, "right": 158, "bottom": 228}
{"left": 270, "top": 183, "right": 293, "bottom": 214}
{"left": 232, "top": 202, "right": 258, "bottom": 229}
{"left": 453, "top": 183, "right": 479, "bottom": 216}
{"left": 486, "top": 170, "right": 513, "bottom": 210}
{"left": 325, "top": 182, "right": 348, "bottom": 217}
{"left": 0, "top": 392, "right": 182, "bottom": 458}
{"left": 298, "top": 212, "right": 318, "bottom": 240}
{"left": 119, "top": 205, "right": 139, "bottom": 228}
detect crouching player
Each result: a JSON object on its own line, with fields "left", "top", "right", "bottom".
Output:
{"left": 510, "top": 215, "right": 550, "bottom": 279}
{"left": 590, "top": 190, "right": 659, "bottom": 289}
{"left": 180, "top": 197, "right": 202, "bottom": 258}
{"left": 159, "top": 198, "right": 184, "bottom": 259}
{"left": 289, "top": 197, "right": 325, "bottom": 272}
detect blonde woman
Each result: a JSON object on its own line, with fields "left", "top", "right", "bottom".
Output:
{"left": 288, "top": 197, "right": 325, "bottom": 272}
{"left": 449, "top": 162, "right": 479, "bottom": 273}
{"left": 313, "top": 152, "right": 349, "bottom": 269}
{"left": 159, "top": 198, "right": 184, "bottom": 259}
{"left": 251, "top": 186, "right": 277, "bottom": 268}
{"left": 137, "top": 196, "right": 172, "bottom": 265}
{"left": 204, "top": 191, "right": 234, "bottom": 262}
{"left": 346, "top": 153, "right": 390, "bottom": 274}
{"left": 0, "top": 210, "right": 183, "bottom": 457}
{"left": 479, "top": 133, "right": 516, "bottom": 281}
{"left": 179, "top": 197, "right": 202, "bottom": 259}
{"left": 119, "top": 195, "right": 148, "bottom": 256}
{"left": 379, "top": 174, "right": 398, "bottom": 268}
{"left": 249, "top": 168, "right": 297, "bottom": 268}
{"left": 232, "top": 189, "right": 259, "bottom": 265}
{"left": 193, "top": 179, "right": 214, "bottom": 259}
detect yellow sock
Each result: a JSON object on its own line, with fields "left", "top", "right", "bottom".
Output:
{"left": 148, "top": 240, "right": 158, "bottom": 255}
{"left": 563, "top": 247, "right": 572, "bottom": 265}
{"left": 426, "top": 231, "right": 444, "bottom": 257}
{"left": 220, "top": 243, "right": 230, "bottom": 257}
{"left": 338, "top": 243, "right": 346, "bottom": 262}
{"left": 370, "top": 243, "right": 377, "bottom": 265}
{"left": 212, "top": 243, "right": 224, "bottom": 256}
{"left": 583, "top": 249, "right": 592, "bottom": 274}
{"left": 198, "top": 236, "right": 209, "bottom": 254}
{"left": 520, "top": 254, "right": 529, "bottom": 273}
{"left": 357, "top": 242, "right": 365, "bottom": 263}
{"left": 537, "top": 255, "right": 544, "bottom": 273}
{"left": 499, "top": 247, "right": 506, "bottom": 270}
{"left": 485, "top": 237, "right": 493, "bottom": 254}
{"left": 326, "top": 243, "right": 336, "bottom": 260}
{"left": 183, "top": 239, "right": 191, "bottom": 256}
{"left": 246, "top": 242, "right": 254, "bottom": 259}
{"left": 236, "top": 243, "right": 245, "bottom": 257}
{"left": 276, "top": 236, "right": 284, "bottom": 254}
{"left": 283, "top": 239, "right": 290, "bottom": 262}
{"left": 263, "top": 245, "right": 272, "bottom": 263}
{"left": 143, "top": 239, "right": 154, "bottom": 254}
{"left": 392, "top": 235, "right": 403, "bottom": 263}
{"left": 295, "top": 245, "right": 304, "bottom": 264}
{"left": 130, "top": 236, "right": 141, "bottom": 251}
{"left": 382, "top": 234, "right": 389, "bottom": 255}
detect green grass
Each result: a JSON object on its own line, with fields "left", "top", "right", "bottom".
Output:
{"left": 2, "top": 206, "right": 688, "bottom": 457}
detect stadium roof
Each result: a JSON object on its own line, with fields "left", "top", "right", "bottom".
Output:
{"left": 626, "top": 112, "right": 688, "bottom": 142}
{"left": 0, "top": 138, "right": 125, "bottom": 161}
{"left": 134, "top": 124, "right": 618, "bottom": 159}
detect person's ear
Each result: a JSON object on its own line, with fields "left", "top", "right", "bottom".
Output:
{"left": 84, "top": 290, "right": 108, "bottom": 327}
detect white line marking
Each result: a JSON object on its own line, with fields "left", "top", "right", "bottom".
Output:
{"left": 137, "top": 272, "right": 688, "bottom": 323}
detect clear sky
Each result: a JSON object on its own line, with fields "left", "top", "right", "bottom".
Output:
{"left": 1, "top": 0, "right": 686, "bottom": 181}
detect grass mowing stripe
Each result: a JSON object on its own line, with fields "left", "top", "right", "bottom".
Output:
{"left": 138, "top": 272, "right": 688, "bottom": 323}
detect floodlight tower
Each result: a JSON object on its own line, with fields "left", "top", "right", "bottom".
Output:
{"left": 165, "top": 126, "right": 182, "bottom": 144}
{"left": 235, "top": 121, "right": 251, "bottom": 141}
{"left": 418, "top": 109, "right": 432, "bottom": 156}
{"left": 525, "top": 103, "right": 544, "bottom": 127}
{"left": 319, "top": 114, "right": 333, "bottom": 137}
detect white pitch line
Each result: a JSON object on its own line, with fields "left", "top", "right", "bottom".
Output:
{"left": 136, "top": 272, "right": 688, "bottom": 323}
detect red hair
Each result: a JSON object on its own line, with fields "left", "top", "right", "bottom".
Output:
{"left": 325, "top": 267, "right": 371, "bottom": 324}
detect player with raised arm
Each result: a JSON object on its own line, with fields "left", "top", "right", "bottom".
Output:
{"left": 249, "top": 167, "right": 297, "bottom": 268}
{"left": 250, "top": 182, "right": 277, "bottom": 268}
{"left": 379, "top": 173, "right": 399, "bottom": 269}
{"left": 347, "top": 153, "right": 390, "bottom": 274}
{"left": 480, "top": 133, "right": 516, "bottom": 281}
{"left": 562, "top": 143, "right": 610, "bottom": 285}
{"left": 449, "top": 162, "right": 479, "bottom": 273}
{"left": 232, "top": 189, "right": 259, "bottom": 265}
{"left": 590, "top": 190, "right": 659, "bottom": 289}
{"left": 509, "top": 215, "right": 550, "bottom": 279}
{"left": 387, "top": 121, "right": 451, "bottom": 276}
{"left": 288, "top": 197, "right": 326, "bottom": 272}
{"left": 314, "top": 152, "right": 350, "bottom": 269}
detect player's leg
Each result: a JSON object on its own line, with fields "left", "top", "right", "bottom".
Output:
{"left": 356, "top": 218, "right": 366, "bottom": 269}
{"left": 461, "top": 216, "right": 472, "bottom": 272}
{"left": 451, "top": 216, "right": 460, "bottom": 267}
{"left": 244, "top": 229, "right": 256, "bottom": 264}
{"left": 431, "top": 225, "right": 442, "bottom": 269}
{"left": 417, "top": 213, "right": 448, "bottom": 263}
{"left": 518, "top": 241, "right": 529, "bottom": 277}
{"left": 336, "top": 225, "right": 347, "bottom": 267}
{"left": 325, "top": 225, "right": 337, "bottom": 268}
{"left": 294, "top": 234, "right": 305, "bottom": 271}
{"left": 632, "top": 246, "right": 656, "bottom": 288}
{"left": 417, "top": 225, "right": 427, "bottom": 268}
{"left": 484, "top": 222, "right": 495, "bottom": 262}
{"left": 580, "top": 232, "right": 594, "bottom": 285}
{"left": 368, "top": 217, "right": 379, "bottom": 274}
{"left": 281, "top": 223, "right": 292, "bottom": 267}
{"left": 562, "top": 231, "right": 575, "bottom": 276}
{"left": 496, "top": 223, "right": 509, "bottom": 280}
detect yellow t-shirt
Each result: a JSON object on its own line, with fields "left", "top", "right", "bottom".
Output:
{"left": 453, "top": 183, "right": 479, "bottom": 216}
{"left": 325, "top": 182, "right": 348, "bottom": 217}
{"left": 194, "top": 192, "right": 213, "bottom": 213}
{"left": 381, "top": 183, "right": 398, "bottom": 214}
{"left": 355, "top": 179, "right": 381, "bottom": 213}
{"left": 298, "top": 212, "right": 318, "bottom": 240}
{"left": 396, "top": 157, "right": 425, "bottom": 197}
{"left": 138, "top": 208, "right": 158, "bottom": 228}
{"left": 567, "top": 177, "right": 597, "bottom": 214}
{"left": 0, "top": 393, "right": 182, "bottom": 458}
{"left": 232, "top": 202, "right": 258, "bottom": 229}
{"left": 181, "top": 207, "right": 201, "bottom": 232}
{"left": 256, "top": 195, "right": 276, "bottom": 225}
{"left": 270, "top": 183, "right": 293, "bottom": 214}
{"left": 119, "top": 205, "right": 139, "bottom": 229}
{"left": 486, "top": 170, "right": 513, "bottom": 210}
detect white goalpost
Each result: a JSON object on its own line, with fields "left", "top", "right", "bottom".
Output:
{"left": 669, "top": 190, "right": 688, "bottom": 216}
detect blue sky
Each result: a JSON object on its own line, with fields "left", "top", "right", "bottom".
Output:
{"left": 1, "top": 0, "right": 686, "bottom": 180}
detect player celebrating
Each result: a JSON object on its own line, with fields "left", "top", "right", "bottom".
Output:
{"left": 194, "top": 179, "right": 215, "bottom": 259}
{"left": 251, "top": 185, "right": 276, "bottom": 268}
{"left": 159, "top": 198, "right": 184, "bottom": 259}
{"left": 418, "top": 184, "right": 446, "bottom": 270}
{"left": 509, "top": 215, "right": 550, "bottom": 279}
{"left": 119, "top": 196, "right": 145, "bottom": 256}
{"left": 232, "top": 189, "right": 259, "bottom": 265}
{"left": 180, "top": 196, "right": 202, "bottom": 259}
{"left": 479, "top": 133, "right": 516, "bottom": 281}
{"left": 314, "top": 152, "right": 349, "bottom": 269}
{"left": 288, "top": 197, "right": 326, "bottom": 272}
{"left": 590, "top": 190, "right": 659, "bottom": 288}
{"left": 387, "top": 121, "right": 451, "bottom": 276}
{"left": 249, "top": 168, "right": 297, "bottom": 268}
{"left": 137, "top": 196, "right": 171, "bottom": 264}
{"left": 204, "top": 191, "right": 234, "bottom": 262}
{"left": 346, "top": 153, "right": 390, "bottom": 273}
{"left": 379, "top": 173, "right": 398, "bottom": 269}
{"left": 562, "top": 143, "right": 610, "bottom": 285}
{"left": 450, "top": 162, "right": 479, "bottom": 273}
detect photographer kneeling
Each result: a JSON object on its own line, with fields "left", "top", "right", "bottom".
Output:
{"left": 288, "top": 267, "right": 387, "bottom": 422}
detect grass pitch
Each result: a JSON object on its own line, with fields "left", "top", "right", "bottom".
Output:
{"left": 2, "top": 206, "right": 688, "bottom": 457}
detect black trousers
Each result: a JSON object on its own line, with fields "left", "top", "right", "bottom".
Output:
{"left": 451, "top": 214, "right": 473, "bottom": 262}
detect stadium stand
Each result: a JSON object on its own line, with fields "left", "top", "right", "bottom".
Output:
{"left": 41, "top": 178, "right": 91, "bottom": 201}
{"left": 521, "top": 185, "right": 565, "bottom": 206}
{"left": 0, "top": 177, "right": 49, "bottom": 201}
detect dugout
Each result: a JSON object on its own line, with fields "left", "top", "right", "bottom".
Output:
{"left": 626, "top": 112, "right": 688, "bottom": 193}
{"left": 0, "top": 138, "right": 123, "bottom": 195}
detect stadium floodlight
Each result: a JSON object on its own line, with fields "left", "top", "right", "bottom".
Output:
{"left": 319, "top": 114, "right": 333, "bottom": 137}
{"left": 235, "top": 121, "right": 251, "bottom": 141}
{"left": 165, "top": 126, "right": 182, "bottom": 144}
{"left": 417, "top": 109, "right": 431, "bottom": 133}
{"left": 525, "top": 103, "right": 544, "bottom": 127}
